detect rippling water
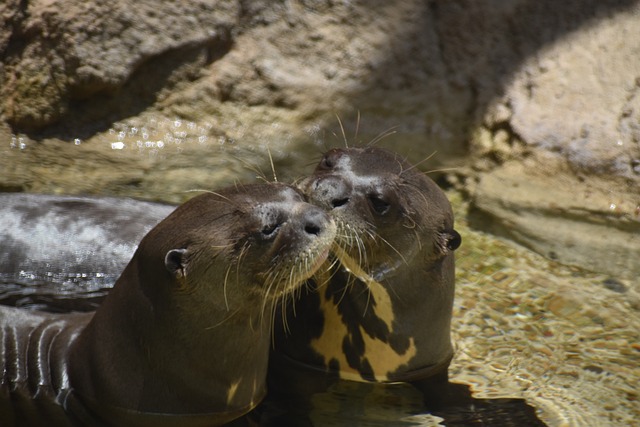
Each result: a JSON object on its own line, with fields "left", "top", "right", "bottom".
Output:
{"left": 0, "top": 273, "right": 112, "bottom": 312}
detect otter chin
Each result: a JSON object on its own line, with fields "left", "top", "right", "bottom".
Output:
{"left": 270, "top": 146, "right": 461, "bottom": 390}
{"left": 0, "top": 183, "right": 336, "bottom": 427}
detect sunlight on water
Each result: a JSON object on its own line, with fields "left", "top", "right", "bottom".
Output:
{"left": 105, "top": 117, "right": 217, "bottom": 154}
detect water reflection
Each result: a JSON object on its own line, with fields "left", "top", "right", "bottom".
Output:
{"left": 0, "top": 274, "right": 111, "bottom": 313}
{"left": 254, "top": 377, "right": 546, "bottom": 426}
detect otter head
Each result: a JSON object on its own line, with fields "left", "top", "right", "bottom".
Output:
{"left": 71, "top": 183, "right": 337, "bottom": 417}
{"left": 136, "top": 183, "right": 336, "bottom": 317}
{"left": 300, "top": 147, "right": 460, "bottom": 282}
{"left": 276, "top": 147, "right": 461, "bottom": 384}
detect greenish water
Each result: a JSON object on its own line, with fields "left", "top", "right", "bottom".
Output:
{"left": 449, "top": 192, "right": 639, "bottom": 426}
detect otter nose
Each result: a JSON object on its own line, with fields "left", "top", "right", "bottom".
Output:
{"left": 311, "top": 175, "right": 352, "bottom": 210}
{"left": 301, "top": 207, "right": 330, "bottom": 236}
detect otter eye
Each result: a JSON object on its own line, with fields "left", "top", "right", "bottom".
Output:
{"left": 332, "top": 197, "right": 349, "bottom": 208}
{"left": 261, "top": 223, "right": 280, "bottom": 238}
{"left": 319, "top": 149, "right": 342, "bottom": 170}
{"left": 368, "top": 195, "right": 390, "bottom": 215}
{"left": 320, "top": 156, "right": 334, "bottom": 169}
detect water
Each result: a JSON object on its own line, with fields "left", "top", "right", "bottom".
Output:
{"left": 0, "top": 273, "right": 112, "bottom": 313}
{"left": 0, "top": 272, "right": 547, "bottom": 426}
{"left": 448, "top": 192, "right": 640, "bottom": 426}
{"left": 256, "top": 378, "right": 546, "bottom": 426}
{"left": 2, "top": 191, "right": 637, "bottom": 426}
{"left": 1, "top": 117, "right": 638, "bottom": 425}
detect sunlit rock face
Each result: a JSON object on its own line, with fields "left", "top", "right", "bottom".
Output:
{"left": 1, "top": 0, "right": 639, "bottom": 277}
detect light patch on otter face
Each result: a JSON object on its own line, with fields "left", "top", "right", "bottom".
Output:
{"left": 310, "top": 246, "right": 418, "bottom": 382}
{"left": 226, "top": 380, "right": 240, "bottom": 405}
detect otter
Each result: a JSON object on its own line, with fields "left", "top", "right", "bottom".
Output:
{"left": 270, "top": 147, "right": 461, "bottom": 393}
{"left": 0, "top": 183, "right": 336, "bottom": 426}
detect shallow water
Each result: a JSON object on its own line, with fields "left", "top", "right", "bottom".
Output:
{"left": 449, "top": 193, "right": 640, "bottom": 427}
{"left": 1, "top": 119, "right": 639, "bottom": 426}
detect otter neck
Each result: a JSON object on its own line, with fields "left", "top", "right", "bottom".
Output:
{"left": 277, "top": 254, "right": 454, "bottom": 383}
{"left": 68, "top": 261, "right": 270, "bottom": 416}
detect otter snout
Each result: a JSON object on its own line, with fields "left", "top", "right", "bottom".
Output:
{"left": 306, "top": 175, "right": 352, "bottom": 210}
{"left": 300, "top": 207, "right": 328, "bottom": 237}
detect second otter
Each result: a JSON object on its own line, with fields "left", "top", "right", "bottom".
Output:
{"left": 271, "top": 147, "right": 461, "bottom": 390}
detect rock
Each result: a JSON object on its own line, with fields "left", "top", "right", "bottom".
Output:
{"left": 1, "top": 0, "right": 237, "bottom": 129}
{"left": 1, "top": 0, "right": 639, "bottom": 279}
{"left": 467, "top": 2, "right": 640, "bottom": 280}
{"left": 469, "top": 157, "right": 640, "bottom": 279}
{"left": 505, "top": 9, "right": 640, "bottom": 180}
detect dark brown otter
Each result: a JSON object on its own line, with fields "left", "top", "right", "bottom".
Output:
{"left": 0, "top": 183, "right": 336, "bottom": 426}
{"left": 270, "top": 147, "right": 461, "bottom": 392}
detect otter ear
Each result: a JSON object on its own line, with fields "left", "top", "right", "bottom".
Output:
{"left": 438, "top": 229, "right": 461, "bottom": 253}
{"left": 165, "top": 248, "right": 188, "bottom": 279}
{"left": 445, "top": 229, "right": 462, "bottom": 251}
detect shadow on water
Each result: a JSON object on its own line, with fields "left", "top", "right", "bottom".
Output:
{"left": 421, "top": 380, "right": 547, "bottom": 427}
{"left": 251, "top": 376, "right": 546, "bottom": 427}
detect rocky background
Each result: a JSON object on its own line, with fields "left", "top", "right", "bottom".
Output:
{"left": 1, "top": 0, "right": 639, "bottom": 280}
